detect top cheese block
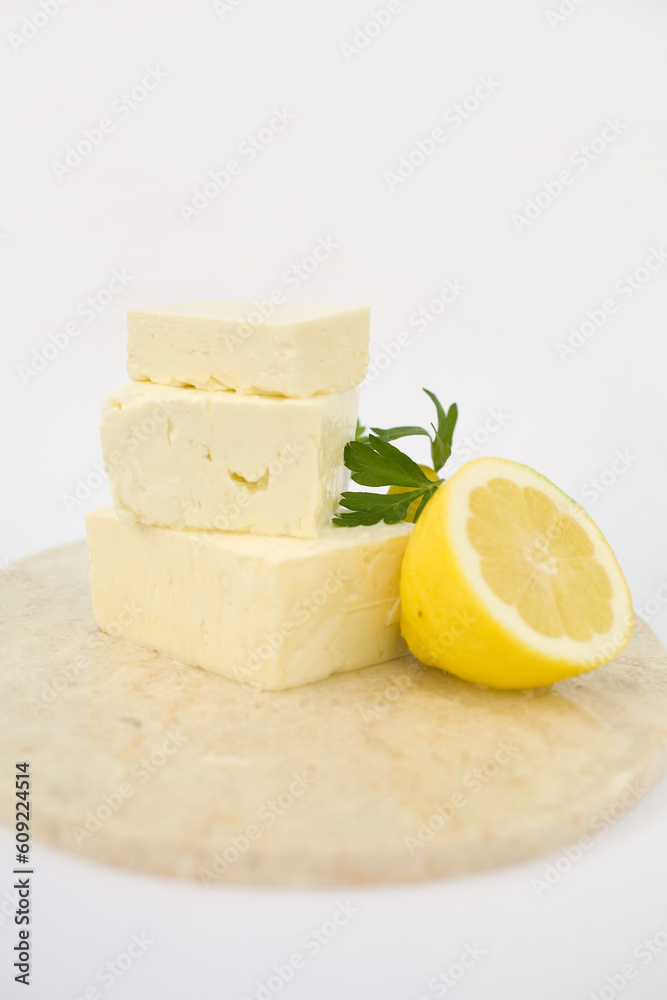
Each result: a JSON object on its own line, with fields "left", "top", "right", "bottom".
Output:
{"left": 127, "top": 302, "right": 370, "bottom": 398}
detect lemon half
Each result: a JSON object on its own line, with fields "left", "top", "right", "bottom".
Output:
{"left": 400, "top": 457, "right": 633, "bottom": 688}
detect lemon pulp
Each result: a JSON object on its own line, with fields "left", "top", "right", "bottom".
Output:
{"left": 400, "top": 457, "right": 633, "bottom": 689}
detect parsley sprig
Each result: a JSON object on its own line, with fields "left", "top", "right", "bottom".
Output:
{"left": 334, "top": 389, "right": 458, "bottom": 527}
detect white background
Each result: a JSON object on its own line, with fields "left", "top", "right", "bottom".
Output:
{"left": 2, "top": 0, "right": 667, "bottom": 997}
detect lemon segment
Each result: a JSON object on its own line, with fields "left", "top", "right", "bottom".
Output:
{"left": 400, "top": 457, "right": 633, "bottom": 689}
{"left": 388, "top": 465, "right": 439, "bottom": 523}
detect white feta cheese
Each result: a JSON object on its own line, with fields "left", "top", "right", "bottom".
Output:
{"left": 127, "top": 301, "right": 370, "bottom": 398}
{"left": 100, "top": 381, "right": 358, "bottom": 537}
{"left": 86, "top": 508, "right": 412, "bottom": 690}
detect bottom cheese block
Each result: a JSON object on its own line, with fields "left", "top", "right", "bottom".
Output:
{"left": 86, "top": 508, "right": 413, "bottom": 690}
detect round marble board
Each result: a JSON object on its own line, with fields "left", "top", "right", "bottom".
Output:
{"left": 1, "top": 541, "right": 667, "bottom": 886}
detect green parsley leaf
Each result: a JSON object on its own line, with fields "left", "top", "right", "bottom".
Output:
{"left": 369, "top": 425, "right": 431, "bottom": 443}
{"left": 344, "top": 436, "right": 433, "bottom": 488}
{"left": 333, "top": 388, "right": 458, "bottom": 527}
{"left": 423, "top": 389, "right": 458, "bottom": 472}
{"left": 332, "top": 485, "right": 439, "bottom": 526}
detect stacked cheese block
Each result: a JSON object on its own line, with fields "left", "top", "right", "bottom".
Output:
{"left": 86, "top": 302, "right": 413, "bottom": 690}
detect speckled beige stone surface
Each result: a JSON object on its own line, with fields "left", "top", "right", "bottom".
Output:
{"left": 1, "top": 541, "right": 667, "bottom": 885}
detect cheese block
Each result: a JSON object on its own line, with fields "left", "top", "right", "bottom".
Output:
{"left": 100, "top": 381, "right": 358, "bottom": 537}
{"left": 86, "top": 509, "right": 412, "bottom": 690}
{"left": 126, "top": 302, "right": 370, "bottom": 398}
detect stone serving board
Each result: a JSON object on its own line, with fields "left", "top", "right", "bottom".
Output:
{"left": 1, "top": 541, "right": 667, "bottom": 885}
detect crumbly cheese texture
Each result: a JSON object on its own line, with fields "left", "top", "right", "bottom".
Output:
{"left": 126, "top": 302, "right": 370, "bottom": 398}
{"left": 86, "top": 509, "right": 412, "bottom": 690}
{"left": 100, "top": 381, "right": 358, "bottom": 537}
